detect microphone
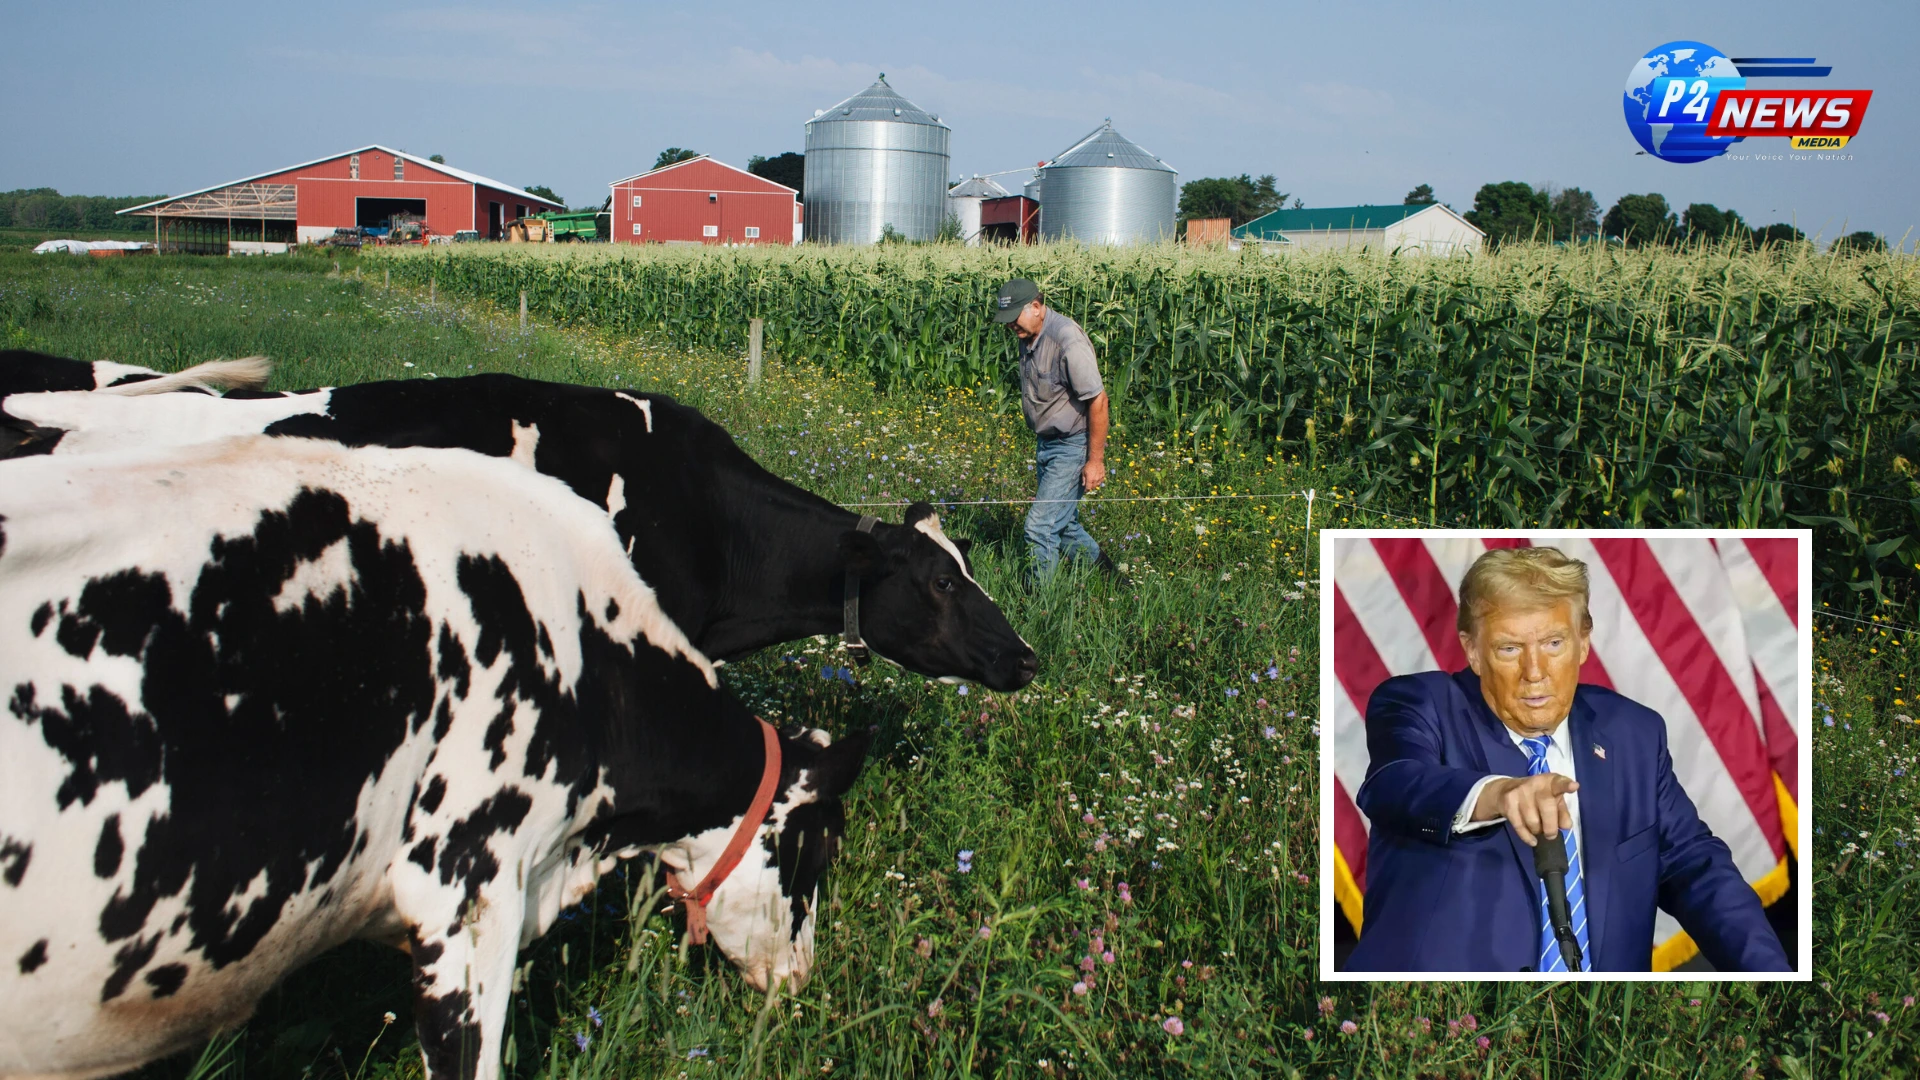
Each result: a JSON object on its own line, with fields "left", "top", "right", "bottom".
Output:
{"left": 1532, "top": 833, "right": 1584, "bottom": 972}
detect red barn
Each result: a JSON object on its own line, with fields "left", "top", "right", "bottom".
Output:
{"left": 609, "top": 157, "right": 800, "bottom": 246}
{"left": 119, "top": 145, "right": 562, "bottom": 253}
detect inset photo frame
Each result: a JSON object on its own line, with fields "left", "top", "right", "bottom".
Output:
{"left": 1318, "top": 530, "right": 1811, "bottom": 980}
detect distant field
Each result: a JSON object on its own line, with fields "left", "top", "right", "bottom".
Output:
{"left": 381, "top": 240, "right": 1920, "bottom": 623}
{"left": 1, "top": 251, "right": 1913, "bottom": 1080}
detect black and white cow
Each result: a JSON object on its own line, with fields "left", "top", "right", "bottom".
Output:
{"left": 0, "top": 435, "right": 868, "bottom": 1080}
{"left": 2, "top": 371, "right": 1037, "bottom": 690}
{"left": 0, "top": 350, "right": 270, "bottom": 458}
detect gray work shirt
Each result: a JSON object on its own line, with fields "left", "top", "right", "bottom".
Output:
{"left": 1018, "top": 310, "right": 1104, "bottom": 438}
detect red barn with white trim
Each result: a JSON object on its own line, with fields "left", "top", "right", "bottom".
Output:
{"left": 119, "top": 145, "right": 562, "bottom": 252}
{"left": 609, "top": 157, "right": 800, "bottom": 246}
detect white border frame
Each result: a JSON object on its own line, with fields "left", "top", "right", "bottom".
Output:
{"left": 1317, "top": 528, "right": 1814, "bottom": 982}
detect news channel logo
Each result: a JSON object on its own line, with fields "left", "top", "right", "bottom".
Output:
{"left": 1624, "top": 44, "right": 1865, "bottom": 162}
{"left": 1623, "top": 42, "right": 1745, "bottom": 163}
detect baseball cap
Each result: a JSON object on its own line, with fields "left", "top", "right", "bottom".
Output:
{"left": 992, "top": 278, "right": 1041, "bottom": 323}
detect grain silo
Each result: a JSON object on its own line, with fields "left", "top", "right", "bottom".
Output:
{"left": 945, "top": 176, "right": 1009, "bottom": 245}
{"left": 803, "top": 74, "right": 951, "bottom": 244}
{"left": 1036, "top": 121, "right": 1177, "bottom": 244}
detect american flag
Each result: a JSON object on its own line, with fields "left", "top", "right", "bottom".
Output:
{"left": 1327, "top": 532, "right": 1806, "bottom": 970}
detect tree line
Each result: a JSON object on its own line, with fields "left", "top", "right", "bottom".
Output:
{"left": 0, "top": 189, "right": 164, "bottom": 231}
{"left": 1168, "top": 173, "right": 1888, "bottom": 252}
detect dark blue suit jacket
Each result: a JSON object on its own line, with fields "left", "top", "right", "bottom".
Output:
{"left": 1345, "top": 670, "right": 1790, "bottom": 973}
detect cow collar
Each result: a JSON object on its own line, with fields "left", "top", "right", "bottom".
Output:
{"left": 667, "top": 717, "right": 782, "bottom": 945}
{"left": 842, "top": 514, "right": 879, "bottom": 666}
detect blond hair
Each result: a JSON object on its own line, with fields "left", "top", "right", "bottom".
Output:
{"left": 1456, "top": 546, "right": 1593, "bottom": 635}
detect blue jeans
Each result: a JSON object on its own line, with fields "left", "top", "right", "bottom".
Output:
{"left": 1026, "top": 432, "right": 1101, "bottom": 579}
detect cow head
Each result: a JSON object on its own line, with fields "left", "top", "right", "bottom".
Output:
{"left": 666, "top": 726, "right": 871, "bottom": 993}
{"left": 839, "top": 503, "right": 1037, "bottom": 691}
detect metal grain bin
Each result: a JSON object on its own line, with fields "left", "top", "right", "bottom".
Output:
{"left": 1036, "top": 122, "right": 1177, "bottom": 245}
{"left": 804, "top": 75, "right": 951, "bottom": 244}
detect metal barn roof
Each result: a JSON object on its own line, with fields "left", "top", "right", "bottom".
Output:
{"left": 1045, "top": 122, "right": 1175, "bottom": 173}
{"left": 1234, "top": 203, "right": 1467, "bottom": 240}
{"left": 119, "top": 145, "right": 563, "bottom": 217}
{"left": 809, "top": 75, "right": 948, "bottom": 128}
{"left": 947, "top": 176, "right": 1010, "bottom": 198}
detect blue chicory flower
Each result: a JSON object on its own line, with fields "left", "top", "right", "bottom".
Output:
{"left": 574, "top": 1032, "right": 591, "bottom": 1052}
{"left": 1226, "top": 688, "right": 1239, "bottom": 698}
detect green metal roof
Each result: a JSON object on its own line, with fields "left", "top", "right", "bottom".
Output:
{"left": 1232, "top": 203, "right": 1429, "bottom": 240}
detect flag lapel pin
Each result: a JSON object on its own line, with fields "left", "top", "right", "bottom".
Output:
{"left": 1592, "top": 744, "right": 1607, "bottom": 761}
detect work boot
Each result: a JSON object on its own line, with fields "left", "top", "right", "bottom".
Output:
{"left": 1094, "top": 551, "right": 1129, "bottom": 587}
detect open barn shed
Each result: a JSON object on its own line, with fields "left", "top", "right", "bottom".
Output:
{"left": 118, "top": 145, "right": 561, "bottom": 254}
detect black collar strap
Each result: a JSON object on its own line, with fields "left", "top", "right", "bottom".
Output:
{"left": 844, "top": 515, "right": 879, "bottom": 666}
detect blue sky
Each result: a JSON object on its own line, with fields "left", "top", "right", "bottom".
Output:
{"left": 7, "top": 0, "right": 1914, "bottom": 244}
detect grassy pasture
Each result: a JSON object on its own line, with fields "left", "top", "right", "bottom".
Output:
{"left": 0, "top": 248, "right": 1914, "bottom": 1079}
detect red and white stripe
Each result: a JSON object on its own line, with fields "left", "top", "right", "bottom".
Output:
{"left": 1329, "top": 533, "right": 1802, "bottom": 954}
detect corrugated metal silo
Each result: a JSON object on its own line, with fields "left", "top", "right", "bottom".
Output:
{"left": 803, "top": 75, "right": 951, "bottom": 244}
{"left": 946, "top": 175, "right": 1008, "bottom": 245}
{"left": 1036, "top": 122, "right": 1177, "bottom": 245}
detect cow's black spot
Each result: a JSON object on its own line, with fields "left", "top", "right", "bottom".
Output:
{"left": 17, "top": 939, "right": 47, "bottom": 974}
{"left": 536, "top": 623, "right": 554, "bottom": 660}
{"left": 436, "top": 624, "right": 470, "bottom": 698}
{"left": 101, "top": 933, "right": 159, "bottom": 1002}
{"left": 604, "top": 598, "right": 620, "bottom": 622}
{"left": 483, "top": 704, "right": 513, "bottom": 770}
{"left": 419, "top": 775, "right": 447, "bottom": 815}
{"left": 11, "top": 681, "right": 162, "bottom": 809}
{"left": 0, "top": 837, "right": 29, "bottom": 887}
{"left": 60, "top": 568, "right": 174, "bottom": 659}
{"left": 415, "top": 986, "right": 480, "bottom": 1080}
{"left": 46, "top": 488, "right": 435, "bottom": 970}
{"left": 56, "top": 611, "right": 102, "bottom": 658}
{"left": 30, "top": 602, "right": 53, "bottom": 637}
{"left": 408, "top": 837, "right": 437, "bottom": 871}
{"left": 95, "top": 814, "right": 124, "bottom": 878}
{"left": 144, "top": 962, "right": 188, "bottom": 998}
{"left": 431, "top": 697, "right": 453, "bottom": 740}
{"left": 437, "top": 789, "right": 531, "bottom": 915}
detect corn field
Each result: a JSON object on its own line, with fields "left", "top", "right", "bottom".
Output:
{"left": 380, "top": 241, "right": 1920, "bottom": 615}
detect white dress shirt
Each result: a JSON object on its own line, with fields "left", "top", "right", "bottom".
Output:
{"left": 1452, "top": 719, "right": 1587, "bottom": 860}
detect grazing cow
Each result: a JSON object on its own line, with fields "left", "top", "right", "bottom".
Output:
{"left": 0, "top": 351, "right": 271, "bottom": 458}
{"left": 3, "top": 372, "right": 1038, "bottom": 690}
{"left": 0, "top": 349, "right": 269, "bottom": 398}
{"left": 0, "top": 436, "right": 869, "bottom": 1080}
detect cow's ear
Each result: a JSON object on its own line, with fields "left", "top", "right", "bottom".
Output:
{"left": 902, "top": 501, "right": 938, "bottom": 528}
{"left": 839, "top": 529, "right": 886, "bottom": 576}
{"left": 953, "top": 538, "right": 973, "bottom": 557}
{"left": 807, "top": 728, "right": 874, "bottom": 800}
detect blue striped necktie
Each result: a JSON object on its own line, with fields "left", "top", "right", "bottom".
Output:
{"left": 1522, "top": 735, "right": 1591, "bottom": 973}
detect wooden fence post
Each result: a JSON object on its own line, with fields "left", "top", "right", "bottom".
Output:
{"left": 748, "top": 318, "right": 764, "bottom": 386}
{"left": 384, "top": 267, "right": 390, "bottom": 290}
{"left": 430, "top": 277, "right": 436, "bottom": 304}
{"left": 520, "top": 291, "right": 528, "bottom": 330}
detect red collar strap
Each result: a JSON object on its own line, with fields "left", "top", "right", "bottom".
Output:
{"left": 667, "top": 717, "right": 782, "bottom": 945}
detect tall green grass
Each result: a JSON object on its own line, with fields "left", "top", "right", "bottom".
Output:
{"left": 380, "top": 241, "right": 1920, "bottom": 617}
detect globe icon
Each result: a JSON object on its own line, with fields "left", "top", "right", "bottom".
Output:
{"left": 1623, "top": 41, "right": 1744, "bottom": 163}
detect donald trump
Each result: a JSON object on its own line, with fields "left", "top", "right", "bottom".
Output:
{"left": 1345, "top": 546, "right": 1790, "bottom": 973}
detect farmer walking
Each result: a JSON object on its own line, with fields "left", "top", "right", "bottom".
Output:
{"left": 993, "top": 278, "right": 1117, "bottom": 582}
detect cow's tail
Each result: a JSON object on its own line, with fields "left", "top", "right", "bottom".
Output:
{"left": 99, "top": 356, "right": 273, "bottom": 396}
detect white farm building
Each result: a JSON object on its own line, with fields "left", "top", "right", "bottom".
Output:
{"left": 1233, "top": 203, "right": 1484, "bottom": 255}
